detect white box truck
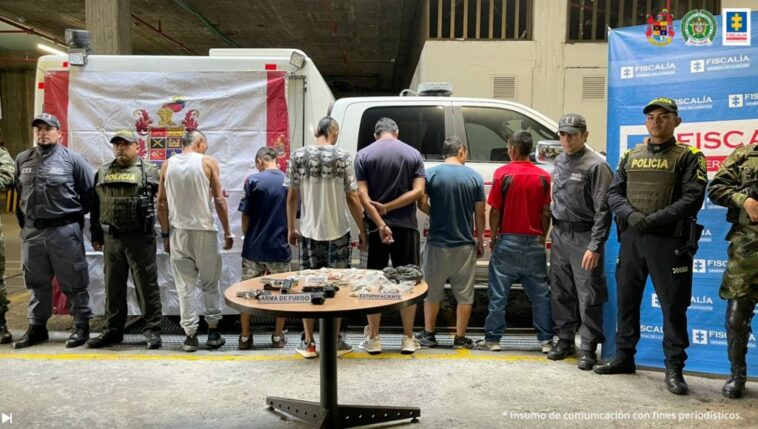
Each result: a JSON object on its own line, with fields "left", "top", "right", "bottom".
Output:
{"left": 33, "top": 49, "right": 581, "bottom": 316}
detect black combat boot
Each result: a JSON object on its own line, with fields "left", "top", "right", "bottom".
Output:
{"left": 13, "top": 325, "right": 49, "bottom": 349}
{"left": 722, "top": 299, "right": 754, "bottom": 399}
{"left": 547, "top": 339, "right": 575, "bottom": 360}
{"left": 0, "top": 312, "right": 11, "bottom": 344}
{"left": 593, "top": 355, "right": 636, "bottom": 374}
{"left": 664, "top": 365, "right": 688, "bottom": 395}
{"left": 65, "top": 323, "right": 90, "bottom": 348}
{"left": 86, "top": 329, "right": 124, "bottom": 348}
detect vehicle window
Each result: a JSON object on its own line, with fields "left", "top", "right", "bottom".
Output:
{"left": 357, "top": 106, "right": 446, "bottom": 160}
{"left": 462, "top": 106, "right": 558, "bottom": 162}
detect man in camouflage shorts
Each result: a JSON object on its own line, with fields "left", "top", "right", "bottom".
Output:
{"left": 238, "top": 147, "right": 291, "bottom": 349}
{"left": 286, "top": 117, "right": 367, "bottom": 358}
{"left": 0, "top": 144, "right": 15, "bottom": 344}
{"left": 708, "top": 143, "right": 758, "bottom": 399}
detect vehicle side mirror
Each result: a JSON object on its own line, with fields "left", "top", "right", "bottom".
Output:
{"left": 535, "top": 140, "right": 563, "bottom": 164}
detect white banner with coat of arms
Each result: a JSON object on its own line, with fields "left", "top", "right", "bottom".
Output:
{"left": 63, "top": 70, "right": 289, "bottom": 316}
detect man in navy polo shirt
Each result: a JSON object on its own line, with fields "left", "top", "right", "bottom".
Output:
{"left": 355, "top": 117, "right": 425, "bottom": 355}
{"left": 237, "top": 146, "right": 291, "bottom": 349}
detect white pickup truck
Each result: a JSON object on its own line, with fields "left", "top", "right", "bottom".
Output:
{"left": 329, "top": 88, "right": 565, "bottom": 280}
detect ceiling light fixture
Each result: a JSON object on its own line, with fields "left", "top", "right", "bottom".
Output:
{"left": 37, "top": 43, "right": 67, "bottom": 56}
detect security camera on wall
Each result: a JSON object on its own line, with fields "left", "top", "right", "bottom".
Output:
{"left": 65, "top": 29, "right": 92, "bottom": 66}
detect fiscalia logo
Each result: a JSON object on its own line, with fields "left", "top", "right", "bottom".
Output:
{"left": 620, "top": 118, "right": 758, "bottom": 176}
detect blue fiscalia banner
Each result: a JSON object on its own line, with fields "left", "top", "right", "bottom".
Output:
{"left": 605, "top": 9, "right": 757, "bottom": 376}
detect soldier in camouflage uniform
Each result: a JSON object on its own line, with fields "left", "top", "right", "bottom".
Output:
{"left": 707, "top": 143, "right": 758, "bottom": 399}
{"left": 0, "top": 145, "right": 16, "bottom": 344}
{"left": 88, "top": 130, "right": 163, "bottom": 349}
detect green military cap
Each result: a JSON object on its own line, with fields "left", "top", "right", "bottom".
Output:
{"left": 109, "top": 130, "right": 138, "bottom": 144}
{"left": 643, "top": 97, "right": 678, "bottom": 115}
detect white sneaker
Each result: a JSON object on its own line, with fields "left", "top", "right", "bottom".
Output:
{"left": 336, "top": 335, "right": 353, "bottom": 357}
{"left": 360, "top": 325, "right": 382, "bottom": 355}
{"left": 541, "top": 340, "right": 554, "bottom": 354}
{"left": 401, "top": 335, "right": 420, "bottom": 354}
{"left": 475, "top": 339, "right": 502, "bottom": 351}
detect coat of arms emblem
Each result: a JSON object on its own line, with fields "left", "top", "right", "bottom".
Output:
{"left": 133, "top": 97, "right": 200, "bottom": 163}
{"left": 681, "top": 9, "right": 717, "bottom": 46}
{"left": 646, "top": 9, "right": 675, "bottom": 46}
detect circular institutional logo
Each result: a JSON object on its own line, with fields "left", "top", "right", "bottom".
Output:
{"left": 681, "top": 9, "right": 717, "bottom": 46}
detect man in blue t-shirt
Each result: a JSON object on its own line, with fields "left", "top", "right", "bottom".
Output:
{"left": 237, "top": 147, "right": 291, "bottom": 350}
{"left": 415, "top": 136, "right": 485, "bottom": 349}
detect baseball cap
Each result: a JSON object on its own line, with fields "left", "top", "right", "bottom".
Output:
{"left": 31, "top": 113, "right": 61, "bottom": 129}
{"left": 643, "top": 97, "right": 678, "bottom": 115}
{"left": 109, "top": 130, "right": 138, "bottom": 144}
{"left": 558, "top": 113, "right": 587, "bottom": 134}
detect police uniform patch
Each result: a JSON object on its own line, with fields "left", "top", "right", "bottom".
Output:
{"left": 697, "top": 154, "right": 708, "bottom": 182}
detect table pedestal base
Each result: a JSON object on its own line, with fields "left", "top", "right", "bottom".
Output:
{"left": 267, "top": 396, "right": 420, "bottom": 428}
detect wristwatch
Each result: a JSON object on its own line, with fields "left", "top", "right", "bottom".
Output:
{"left": 160, "top": 231, "right": 170, "bottom": 239}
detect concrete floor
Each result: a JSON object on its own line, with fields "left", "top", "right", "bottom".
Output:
{"left": 2, "top": 212, "right": 757, "bottom": 428}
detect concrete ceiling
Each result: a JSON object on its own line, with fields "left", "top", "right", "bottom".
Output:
{"left": 0, "top": 0, "right": 424, "bottom": 96}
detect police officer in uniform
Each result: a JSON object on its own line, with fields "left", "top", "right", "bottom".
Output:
{"left": 88, "top": 130, "right": 163, "bottom": 349}
{"left": 547, "top": 114, "right": 612, "bottom": 370}
{"left": 595, "top": 98, "right": 707, "bottom": 396}
{"left": 0, "top": 144, "right": 16, "bottom": 344}
{"left": 707, "top": 143, "right": 758, "bottom": 399}
{"left": 13, "top": 113, "right": 94, "bottom": 349}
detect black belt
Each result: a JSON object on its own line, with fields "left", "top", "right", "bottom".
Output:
{"left": 102, "top": 224, "right": 144, "bottom": 237}
{"left": 553, "top": 218, "right": 593, "bottom": 233}
{"left": 32, "top": 213, "right": 82, "bottom": 229}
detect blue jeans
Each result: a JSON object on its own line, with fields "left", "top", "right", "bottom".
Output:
{"left": 484, "top": 234, "right": 554, "bottom": 342}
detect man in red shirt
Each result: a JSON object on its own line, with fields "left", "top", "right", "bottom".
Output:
{"left": 476, "top": 131, "right": 554, "bottom": 352}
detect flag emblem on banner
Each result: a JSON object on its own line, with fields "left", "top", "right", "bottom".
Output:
{"left": 722, "top": 8, "right": 751, "bottom": 46}
{"left": 133, "top": 97, "right": 200, "bottom": 164}
{"left": 646, "top": 9, "right": 675, "bottom": 46}
{"left": 729, "top": 94, "right": 744, "bottom": 108}
{"left": 681, "top": 9, "right": 717, "bottom": 46}
{"left": 692, "top": 329, "right": 708, "bottom": 345}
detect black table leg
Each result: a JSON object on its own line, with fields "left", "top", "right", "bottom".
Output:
{"left": 319, "top": 317, "right": 340, "bottom": 428}
{"left": 267, "top": 317, "right": 420, "bottom": 428}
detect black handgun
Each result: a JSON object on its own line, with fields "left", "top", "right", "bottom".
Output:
{"left": 674, "top": 218, "right": 704, "bottom": 257}
{"left": 310, "top": 292, "right": 325, "bottom": 305}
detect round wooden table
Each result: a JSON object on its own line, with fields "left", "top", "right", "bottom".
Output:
{"left": 225, "top": 269, "right": 428, "bottom": 429}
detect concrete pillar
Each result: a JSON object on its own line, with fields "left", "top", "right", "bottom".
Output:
{"left": 85, "top": 0, "right": 132, "bottom": 55}
{"left": 530, "top": 0, "right": 567, "bottom": 121}
{"left": 723, "top": 0, "right": 755, "bottom": 7}
{"left": 0, "top": 70, "right": 35, "bottom": 157}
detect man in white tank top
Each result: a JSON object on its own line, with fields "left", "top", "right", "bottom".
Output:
{"left": 157, "top": 130, "right": 234, "bottom": 352}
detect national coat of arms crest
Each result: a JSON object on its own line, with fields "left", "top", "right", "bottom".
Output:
{"left": 133, "top": 97, "right": 200, "bottom": 163}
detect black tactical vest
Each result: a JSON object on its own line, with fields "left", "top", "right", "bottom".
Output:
{"left": 96, "top": 162, "right": 143, "bottom": 232}
{"left": 624, "top": 143, "right": 689, "bottom": 215}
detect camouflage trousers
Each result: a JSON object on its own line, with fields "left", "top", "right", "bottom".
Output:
{"left": 300, "top": 232, "right": 352, "bottom": 269}
{"left": 241, "top": 259, "right": 291, "bottom": 281}
{"left": 721, "top": 227, "right": 758, "bottom": 301}
{"left": 0, "top": 228, "right": 6, "bottom": 315}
